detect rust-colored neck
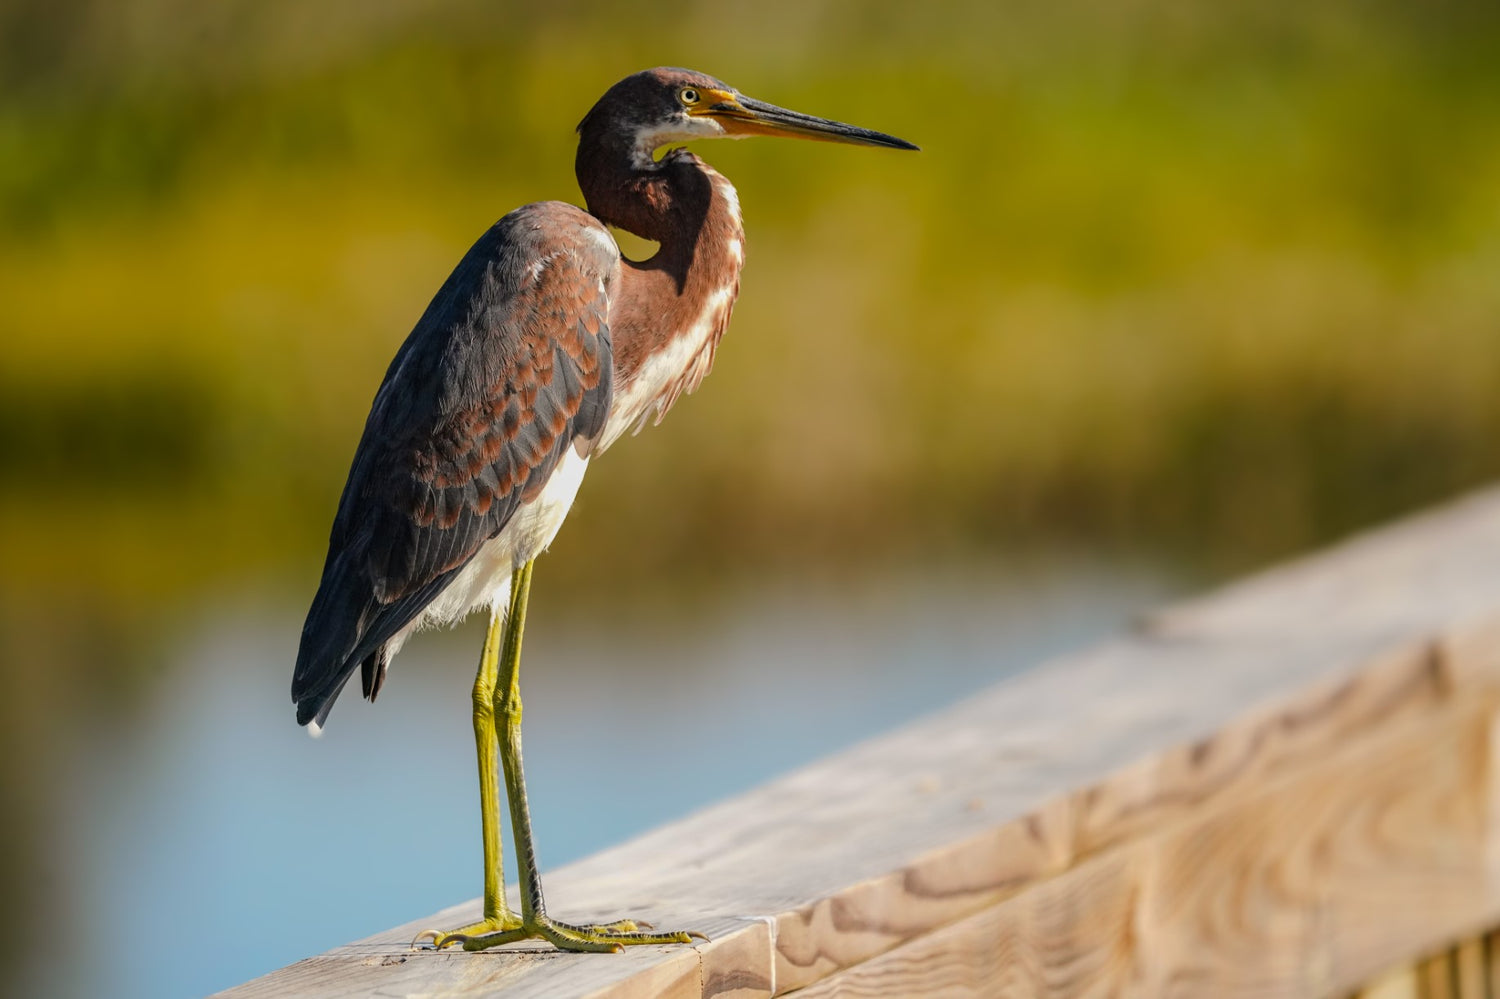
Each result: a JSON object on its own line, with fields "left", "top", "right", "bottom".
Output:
{"left": 576, "top": 137, "right": 745, "bottom": 446}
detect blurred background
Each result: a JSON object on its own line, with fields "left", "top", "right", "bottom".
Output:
{"left": 2, "top": 0, "right": 1498, "bottom": 995}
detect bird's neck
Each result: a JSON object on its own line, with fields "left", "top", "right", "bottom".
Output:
{"left": 576, "top": 140, "right": 718, "bottom": 266}
{"left": 575, "top": 144, "right": 745, "bottom": 451}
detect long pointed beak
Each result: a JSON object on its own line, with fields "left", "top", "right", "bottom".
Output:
{"left": 704, "top": 94, "right": 919, "bottom": 151}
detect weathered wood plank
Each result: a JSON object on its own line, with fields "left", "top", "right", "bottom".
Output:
{"left": 1453, "top": 938, "right": 1485, "bottom": 999}
{"left": 1488, "top": 931, "right": 1500, "bottom": 998}
{"left": 221, "top": 486, "right": 1500, "bottom": 998}
{"left": 1358, "top": 968, "right": 1419, "bottom": 999}
{"left": 794, "top": 701, "right": 1496, "bottom": 998}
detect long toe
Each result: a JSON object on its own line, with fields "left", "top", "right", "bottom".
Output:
{"left": 552, "top": 917, "right": 648, "bottom": 934}
{"left": 413, "top": 916, "right": 523, "bottom": 951}
{"left": 457, "top": 915, "right": 706, "bottom": 953}
{"left": 539, "top": 918, "right": 706, "bottom": 950}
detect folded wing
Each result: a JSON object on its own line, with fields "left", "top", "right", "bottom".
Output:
{"left": 292, "top": 203, "right": 617, "bottom": 729}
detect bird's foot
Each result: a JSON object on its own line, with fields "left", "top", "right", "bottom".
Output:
{"left": 412, "top": 915, "right": 523, "bottom": 950}
{"left": 457, "top": 914, "right": 706, "bottom": 953}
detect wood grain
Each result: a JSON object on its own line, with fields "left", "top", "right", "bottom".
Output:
{"left": 220, "top": 486, "right": 1500, "bottom": 998}
{"left": 794, "top": 703, "right": 1495, "bottom": 998}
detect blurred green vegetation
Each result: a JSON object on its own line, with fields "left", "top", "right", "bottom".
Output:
{"left": 3, "top": 0, "right": 1500, "bottom": 674}
{"left": 2, "top": 0, "right": 1500, "bottom": 985}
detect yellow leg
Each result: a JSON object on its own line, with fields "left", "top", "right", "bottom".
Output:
{"left": 412, "top": 605, "right": 522, "bottom": 948}
{"left": 460, "top": 559, "right": 705, "bottom": 953}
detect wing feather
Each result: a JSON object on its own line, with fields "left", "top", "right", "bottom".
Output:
{"left": 293, "top": 203, "right": 617, "bottom": 727}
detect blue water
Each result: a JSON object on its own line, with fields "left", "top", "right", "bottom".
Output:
{"left": 48, "top": 560, "right": 1173, "bottom": 998}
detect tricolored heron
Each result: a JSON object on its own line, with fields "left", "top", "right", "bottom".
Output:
{"left": 291, "top": 67, "right": 916, "bottom": 953}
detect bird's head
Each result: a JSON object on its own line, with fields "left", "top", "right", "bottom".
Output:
{"left": 577, "top": 67, "right": 918, "bottom": 169}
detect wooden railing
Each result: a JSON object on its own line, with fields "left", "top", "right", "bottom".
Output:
{"left": 1352, "top": 930, "right": 1500, "bottom": 998}
{"left": 221, "top": 487, "right": 1500, "bottom": 998}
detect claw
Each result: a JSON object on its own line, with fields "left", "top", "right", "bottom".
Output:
{"left": 412, "top": 927, "right": 470, "bottom": 950}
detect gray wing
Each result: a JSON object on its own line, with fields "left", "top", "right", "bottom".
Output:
{"left": 292, "top": 202, "right": 617, "bottom": 729}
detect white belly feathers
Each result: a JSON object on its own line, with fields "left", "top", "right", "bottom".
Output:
{"left": 388, "top": 446, "right": 590, "bottom": 654}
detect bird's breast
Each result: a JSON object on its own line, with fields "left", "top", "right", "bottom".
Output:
{"left": 599, "top": 176, "right": 745, "bottom": 452}
{"left": 600, "top": 279, "right": 739, "bottom": 450}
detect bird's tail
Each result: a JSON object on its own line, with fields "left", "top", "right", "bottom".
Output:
{"left": 292, "top": 560, "right": 372, "bottom": 732}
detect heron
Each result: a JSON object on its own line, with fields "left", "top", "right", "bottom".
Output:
{"left": 291, "top": 67, "right": 916, "bottom": 953}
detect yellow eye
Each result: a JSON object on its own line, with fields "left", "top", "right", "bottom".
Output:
{"left": 679, "top": 87, "right": 700, "bottom": 106}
